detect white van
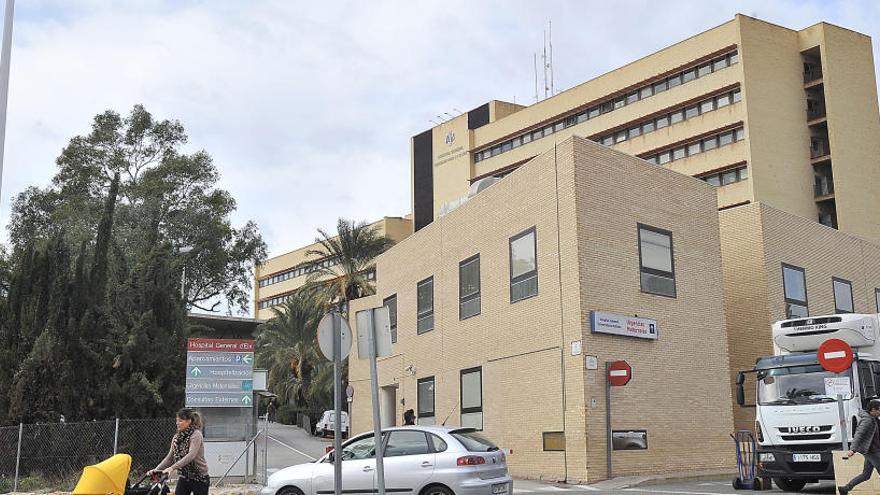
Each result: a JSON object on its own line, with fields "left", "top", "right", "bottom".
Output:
{"left": 314, "top": 410, "right": 349, "bottom": 438}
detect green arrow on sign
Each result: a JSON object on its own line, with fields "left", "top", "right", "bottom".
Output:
{"left": 242, "top": 354, "right": 253, "bottom": 365}
{"left": 242, "top": 395, "right": 252, "bottom": 405}
{"left": 190, "top": 367, "right": 202, "bottom": 377}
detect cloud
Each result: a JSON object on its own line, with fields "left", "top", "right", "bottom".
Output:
{"left": 1, "top": 0, "right": 878, "bottom": 313}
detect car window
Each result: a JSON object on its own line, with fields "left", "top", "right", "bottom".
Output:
{"left": 451, "top": 430, "right": 498, "bottom": 452}
{"left": 428, "top": 433, "right": 447, "bottom": 453}
{"left": 384, "top": 430, "right": 430, "bottom": 457}
{"left": 341, "top": 435, "right": 376, "bottom": 460}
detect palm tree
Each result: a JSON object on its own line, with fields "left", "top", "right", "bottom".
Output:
{"left": 305, "top": 218, "right": 395, "bottom": 309}
{"left": 255, "top": 290, "right": 329, "bottom": 411}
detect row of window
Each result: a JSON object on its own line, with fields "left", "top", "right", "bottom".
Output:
{"left": 257, "top": 268, "right": 374, "bottom": 310}
{"left": 699, "top": 164, "right": 749, "bottom": 187}
{"left": 381, "top": 224, "right": 676, "bottom": 342}
{"left": 473, "top": 50, "right": 739, "bottom": 163}
{"left": 416, "top": 367, "right": 483, "bottom": 429}
{"left": 596, "top": 88, "right": 742, "bottom": 146}
{"left": 782, "top": 264, "right": 880, "bottom": 317}
{"left": 643, "top": 126, "right": 745, "bottom": 166}
{"left": 258, "top": 257, "right": 339, "bottom": 288}
{"left": 382, "top": 227, "right": 539, "bottom": 342}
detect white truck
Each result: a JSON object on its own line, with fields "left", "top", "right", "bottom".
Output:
{"left": 736, "top": 313, "right": 880, "bottom": 492}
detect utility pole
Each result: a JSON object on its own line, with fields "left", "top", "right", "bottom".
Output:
{"left": 0, "top": 0, "right": 15, "bottom": 203}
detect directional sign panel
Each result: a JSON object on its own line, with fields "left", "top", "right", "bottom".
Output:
{"left": 185, "top": 338, "right": 256, "bottom": 408}
{"left": 187, "top": 352, "right": 254, "bottom": 366}
{"left": 185, "top": 393, "right": 254, "bottom": 407}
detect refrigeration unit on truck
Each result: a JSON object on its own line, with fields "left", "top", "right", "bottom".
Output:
{"left": 736, "top": 313, "right": 880, "bottom": 492}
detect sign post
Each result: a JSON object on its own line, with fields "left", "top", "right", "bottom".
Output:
{"left": 817, "top": 338, "right": 854, "bottom": 452}
{"left": 605, "top": 360, "right": 632, "bottom": 480}
{"left": 356, "top": 307, "right": 392, "bottom": 495}
{"left": 185, "top": 339, "right": 256, "bottom": 407}
{"left": 317, "top": 312, "right": 352, "bottom": 495}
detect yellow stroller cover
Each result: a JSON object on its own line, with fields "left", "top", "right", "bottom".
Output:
{"left": 72, "top": 454, "right": 132, "bottom": 495}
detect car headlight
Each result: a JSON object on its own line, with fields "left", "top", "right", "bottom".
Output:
{"left": 758, "top": 453, "right": 775, "bottom": 463}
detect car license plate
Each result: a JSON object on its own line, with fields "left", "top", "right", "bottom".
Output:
{"left": 492, "top": 483, "right": 509, "bottom": 494}
{"left": 792, "top": 453, "right": 821, "bottom": 462}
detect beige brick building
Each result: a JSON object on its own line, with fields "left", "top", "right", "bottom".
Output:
{"left": 412, "top": 15, "right": 880, "bottom": 244}
{"left": 349, "top": 137, "right": 735, "bottom": 482}
{"left": 719, "top": 202, "right": 880, "bottom": 431}
{"left": 254, "top": 217, "right": 412, "bottom": 319}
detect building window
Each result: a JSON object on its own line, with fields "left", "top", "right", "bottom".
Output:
{"left": 460, "top": 367, "right": 483, "bottom": 430}
{"left": 638, "top": 224, "right": 676, "bottom": 297}
{"left": 417, "top": 277, "right": 434, "bottom": 334}
{"left": 417, "top": 377, "right": 435, "bottom": 425}
{"left": 471, "top": 49, "right": 739, "bottom": 163}
{"left": 510, "top": 227, "right": 538, "bottom": 302}
{"left": 875, "top": 288, "right": 880, "bottom": 312}
{"left": 459, "top": 255, "right": 481, "bottom": 320}
{"left": 833, "top": 277, "right": 854, "bottom": 313}
{"left": 383, "top": 294, "right": 398, "bottom": 343}
{"left": 700, "top": 165, "right": 749, "bottom": 187}
{"left": 782, "top": 264, "right": 808, "bottom": 318}
{"left": 642, "top": 124, "right": 744, "bottom": 165}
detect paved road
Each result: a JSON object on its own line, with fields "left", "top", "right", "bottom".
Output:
{"left": 256, "top": 430, "right": 838, "bottom": 495}
{"left": 263, "top": 421, "right": 334, "bottom": 474}
{"left": 513, "top": 478, "right": 836, "bottom": 495}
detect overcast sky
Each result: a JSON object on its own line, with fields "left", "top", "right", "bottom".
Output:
{"left": 3, "top": 1, "right": 879, "bottom": 264}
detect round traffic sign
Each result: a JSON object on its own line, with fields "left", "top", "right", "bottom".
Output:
{"left": 317, "top": 313, "right": 353, "bottom": 361}
{"left": 817, "top": 338, "right": 854, "bottom": 373}
{"left": 607, "top": 360, "right": 632, "bottom": 387}
{"left": 346, "top": 384, "right": 354, "bottom": 398}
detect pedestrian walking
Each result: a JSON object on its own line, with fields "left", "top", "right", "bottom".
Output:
{"left": 152, "top": 408, "right": 210, "bottom": 495}
{"left": 267, "top": 399, "right": 277, "bottom": 423}
{"left": 839, "top": 398, "right": 880, "bottom": 494}
{"left": 403, "top": 409, "right": 415, "bottom": 425}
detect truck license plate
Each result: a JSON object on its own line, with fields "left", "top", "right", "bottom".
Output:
{"left": 792, "top": 453, "right": 821, "bottom": 462}
{"left": 492, "top": 483, "right": 509, "bottom": 494}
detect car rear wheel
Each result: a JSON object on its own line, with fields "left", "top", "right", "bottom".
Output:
{"left": 277, "top": 487, "right": 304, "bottom": 495}
{"left": 420, "top": 484, "right": 453, "bottom": 495}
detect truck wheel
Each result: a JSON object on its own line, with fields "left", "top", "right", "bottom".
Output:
{"left": 773, "top": 478, "right": 807, "bottom": 492}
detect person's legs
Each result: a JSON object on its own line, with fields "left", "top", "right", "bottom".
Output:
{"left": 175, "top": 477, "right": 194, "bottom": 495}
{"left": 190, "top": 478, "right": 209, "bottom": 495}
{"left": 844, "top": 457, "right": 875, "bottom": 490}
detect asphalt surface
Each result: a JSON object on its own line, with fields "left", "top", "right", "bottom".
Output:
{"left": 263, "top": 421, "right": 334, "bottom": 473}
{"left": 513, "top": 478, "right": 836, "bottom": 495}
{"left": 258, "top": 424, "right": 839, "bottom": 495}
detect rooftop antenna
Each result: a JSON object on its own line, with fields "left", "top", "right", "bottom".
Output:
{"left": 428, "top": 118, "right": 440, "bottom": 126}
{"left": 443, "top": 112, "right": 456, "bottom": 119}
{"left": 533, "top": 52, "right": 539, "bottom": 102}
{"left": 549, "top": 19, "right": 555, "bottom": 95}
{"left": 542, "top": 30, "right": 549, "bottom": 99}
{"left": 452, "top": 108, "right": 463, "bottom": 115}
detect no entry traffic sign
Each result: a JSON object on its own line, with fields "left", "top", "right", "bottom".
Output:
{"left": 818, "top": 339, "right": 854, "bottom": 373}
{"left": 607, "top": 360, "right": 632, "bottom": 387}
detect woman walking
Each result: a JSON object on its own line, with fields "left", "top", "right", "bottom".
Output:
{"left": 152, "top": 408, "right": 210, "bottom": 495}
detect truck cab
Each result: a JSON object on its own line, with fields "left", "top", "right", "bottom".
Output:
{"left": 737, "top": 313, "right": 880, "bottom": 492}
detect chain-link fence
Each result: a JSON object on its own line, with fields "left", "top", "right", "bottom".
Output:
{"left": 0, "top": 418, "right": 175, "bottom": 494}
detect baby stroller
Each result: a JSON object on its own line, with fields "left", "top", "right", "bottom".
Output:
{"left": 72, "top": 454, "right": 170, "bottom": 495}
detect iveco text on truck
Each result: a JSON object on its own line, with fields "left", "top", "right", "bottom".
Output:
{"left": 736, "top": 313, "right": 880, "bottom": 492}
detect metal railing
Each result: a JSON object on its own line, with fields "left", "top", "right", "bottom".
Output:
{"left": 810, "top": 138, "right": 830, "bottom": 159}
{"left": 815, "top": 180, "right": 834, "bottom": 197}
{"left": 0, "top": 418, "right": 175, "bottom": 494}
{"left": 804, "top": 67, "right": 823, "bottom": 83}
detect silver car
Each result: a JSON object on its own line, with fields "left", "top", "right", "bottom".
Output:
{"left": 260, "top": 426, "right": 512, "bottom": 495}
